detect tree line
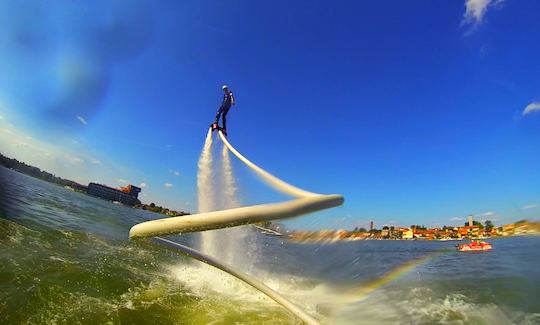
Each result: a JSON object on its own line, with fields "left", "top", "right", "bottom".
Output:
{"left": 0, "top": 153, "right": 79, "bottom": 188}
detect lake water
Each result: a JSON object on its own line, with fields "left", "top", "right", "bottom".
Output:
{"left": 1, "top": 166, "right": 539, "bottom": 324}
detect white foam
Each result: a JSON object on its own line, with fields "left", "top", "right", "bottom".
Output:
{"left": 167, "top": 261, "right": 343, "bottom": 321}
{"left": 333, "top": 286, "right": 515, "bottom": 324}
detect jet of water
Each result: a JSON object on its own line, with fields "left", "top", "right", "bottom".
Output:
{"left": 197, "top": 128, "right": 214, "bottom": 214}
{"left": 197, "top": 129, "right": 218, "bottom": 257}
{"left": 221, "top": 144, "right": 239, "bottom": 209}
{"left": 196, "top": 131, "right": 256, "bottom": 270}
{"left": 219, "top": 144, "right": 256, "bottom": 269}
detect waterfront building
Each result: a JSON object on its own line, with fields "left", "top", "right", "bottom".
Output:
{"left": 401, "top": 228, "right": 414, "bottom": 239}
{"left": 459, "top": 225, "right": 481, "bottom": 238}
{"left": 87, "top": 183, "right": 141, "bottom": 205}
{"left": 336, "top": 229, "right": 348, "bottom": 239}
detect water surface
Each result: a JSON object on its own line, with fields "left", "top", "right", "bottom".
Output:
{"left": 1, "top": 166, "right": 538, "bottom": 324}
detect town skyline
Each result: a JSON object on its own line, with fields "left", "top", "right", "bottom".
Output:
{"left": 289, "top": 219, "right": 539, "bottom": 243}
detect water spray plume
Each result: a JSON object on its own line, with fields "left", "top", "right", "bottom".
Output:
{"left": 197, "top": 128, "right": 214, "bottom": 213}
{"left": 219, "top": 144, "right": 255, "bottom": 268}
{"left": 221, "top": 144, "right": 239, "bottom": 208}
{"left": 197, "top": 128, "right": 218, "bottom": 258}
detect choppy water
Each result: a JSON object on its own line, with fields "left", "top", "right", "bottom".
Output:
{"left": 1, "top": 166, "right": 539, "bottom": 324}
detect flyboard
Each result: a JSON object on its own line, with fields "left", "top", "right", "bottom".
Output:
{"left": 129, "top": 128, "right": 344, "bottom": 325}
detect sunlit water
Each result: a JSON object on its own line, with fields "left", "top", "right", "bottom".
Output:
{"left": 1, "top": 166, "right": 539, "bottom": 324}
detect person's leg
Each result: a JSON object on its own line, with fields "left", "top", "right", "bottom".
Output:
{"left": 214, "top": 106, "right": 224, "bottom": 124}
{"left": 222, "top": 107, "right": 230, "bottom": 130}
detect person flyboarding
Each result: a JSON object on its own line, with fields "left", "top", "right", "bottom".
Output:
{"left": 211, "top": 84, "right": 235, "bottom": 136}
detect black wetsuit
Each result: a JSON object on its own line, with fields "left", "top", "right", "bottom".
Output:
{"left": 215, "top": 90, "right": 234, "bottom": 130}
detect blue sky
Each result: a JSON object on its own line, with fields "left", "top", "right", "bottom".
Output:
{"left": 0, "top": 0, "right": 538, "bottom": 229}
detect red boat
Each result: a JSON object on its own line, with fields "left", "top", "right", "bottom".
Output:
{"left": 457, "top": 240, "right": 493, "bottom": 252}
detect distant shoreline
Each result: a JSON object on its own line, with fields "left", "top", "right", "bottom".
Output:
{"left": 287, "top": 233, "right": 540, "bottom": 244}
{"left": 0, "top": 155, "right": 191, "bottom": 218}
{"left": 2, "top": 155, "right": 537, "bottom": 236}
{"left": 287, "top": 221, "right": 540, "bottom": 243}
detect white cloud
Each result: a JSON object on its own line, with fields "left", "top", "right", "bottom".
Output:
{"left": 117, "top": 178, "right": 128, "bottom": 184}
{"left": 164, "top": 183, "right": 173, "bottom": 188}
{"left": 169, "top": 169, "right": 181, "bottom": 176}
{"left": 76, "top": 115, "right": 87, "bottom": 125}
{"left": 521, "top": 204, "right": 538, "bottom": 210}
{"left": 44, "top": 151, "right": 55, "bottom": 160}
{"left": 65, "top": 154, "right": 84, "bottom": 165}
{"left": 522, "top": 102, "right": 540, "bottom": 116}
{"left": 12, "top": 141, "right": 31, "bottom": 149}
{"left": 464, "top": 0, "right": 492, "bottom": 23}
{"left": 139, "top": 182, "right": 147, "bottom": 188}
{"left": 451, "top": 217, "right": 464, "bottom": 221}
{"left": 71, "top": 139, "right": 78, "bottom": 144}
{"left": 462, "top": 0, "right": 504, "bottom": 30}
{"left": 70, "top": 157, "right": 84, "bottom": 164}
{"left": 0, "top": 114, "right": 3, "bottom": 120}
{"left": 90, "top": 158, "right": 102, "bottom": 165}
{"left": 474, "top": 211, "right": 496, "bottom": 223}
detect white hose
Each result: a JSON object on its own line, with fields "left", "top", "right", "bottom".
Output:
{"left": 218, "top": 131, "right": 318, "bottom": 198}
{"left": 129, "top": 194, "right": 343, "bottom": 237}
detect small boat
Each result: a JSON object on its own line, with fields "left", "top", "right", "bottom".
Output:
{"left": 253, "top": 225, "right": 283, "bottom": 236}
{"left": 457, "top": 240, "right": 493, "bottom": 252}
